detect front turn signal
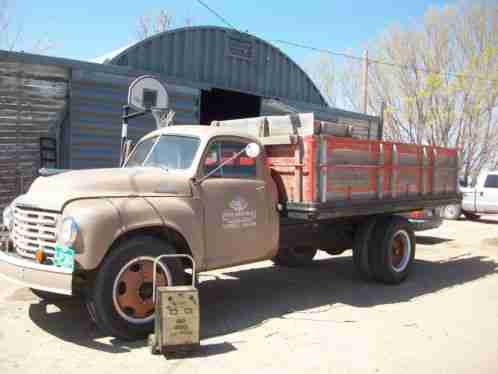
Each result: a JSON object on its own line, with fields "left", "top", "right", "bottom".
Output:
{"left": 35, "top": 248, "right": 46, "bottom": 264}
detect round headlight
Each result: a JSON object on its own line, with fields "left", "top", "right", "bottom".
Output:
{"left": 2, "top": 205, "right": 14, "bottom": 231}
{"left": 60, "top": 217, "right": 79, "bottom": 246}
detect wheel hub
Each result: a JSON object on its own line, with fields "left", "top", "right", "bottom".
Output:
{"left": 113, "top": 258, "right": 171, "bottom": 323}
{"left": 390, "top": 230, "right": 411, "bottom": 273}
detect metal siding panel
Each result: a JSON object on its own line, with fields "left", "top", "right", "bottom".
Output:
{"left": 184, "top": 29, "right": 192, "bottom": 79}
{"left": 69, "top": 67, "right": 200, "bottom": 169}
{"left": 196, "top": 29, "right": 204, "bottom": 82}
{"left": 267, "top": 47, "right": 274, "bottom": 96}
{"left": 165, "top": 34, "right": 174, "bottom": 76}
{"left": 152, "top": 37, "right": 161, "bottom": 73}
{"left": 201, "top": 29, "right": 209, "bottom": 82}
{"left": 0, "top": 61, "right": 69, "bottom": 211}
{"left": 274, "top": 52, "right": 281, "bottom": 97}
{"left": 255, "top": 39, "right": 264, "bottom": 95}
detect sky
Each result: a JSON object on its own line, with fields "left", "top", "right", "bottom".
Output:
{"left": 9, "top": 0, "right": 453, "bottom": 67}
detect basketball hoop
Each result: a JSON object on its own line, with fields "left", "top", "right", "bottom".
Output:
{"left": 151, "top": 108, "right": 176, "bottom": 128}
{"left": 120, "top": 75, "right": 171, "bottom": 166}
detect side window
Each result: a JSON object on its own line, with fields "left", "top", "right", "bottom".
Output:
{"left": 484, "top": 175, "right": 498, "bottom": 188}
{"left": 203, "top": 141, "right": 257, "bottom": 179}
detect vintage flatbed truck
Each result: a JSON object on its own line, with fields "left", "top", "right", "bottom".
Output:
{"left": 0, "top": 113, "right": 460, "bottom": 340}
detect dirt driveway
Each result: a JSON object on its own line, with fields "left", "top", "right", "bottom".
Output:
{"left": 1, "top": 217, "right": 497, "bottom": 374}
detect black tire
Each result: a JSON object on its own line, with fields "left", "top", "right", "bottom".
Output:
{"left": 443, "top": 204, "right": 461, "bottom": 220}
{"left": 352, "top": 217, "right": 378, "bottom": 281}
{"left": 370, "top": 216, "right": 416, "bottom": 284}
{"left": 31, "top": 288, "right": 74, "bottom": 301}
{"left": 272, "top": 246, "right": 317, "bottom": 267}
{"left": 86, "top": 236, "right": 185, "bottom": 340}
{"left": 464, "top": 212, "right": 481, "bottom": 221}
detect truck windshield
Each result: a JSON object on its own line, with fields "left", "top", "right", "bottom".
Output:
{"left": 125, "top": 135, "right": 200, "bottom": 171}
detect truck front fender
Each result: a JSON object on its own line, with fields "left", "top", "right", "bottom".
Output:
{"left": 67, "top": 196, "right": 203, "bottom": 271}
{"left": 63, "top": 198, "right": 123, "bottom": 271}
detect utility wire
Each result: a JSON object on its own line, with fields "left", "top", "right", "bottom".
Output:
{"left": 195, "top": 0, "right": 497, "bottom": 84}
{"left": 195, "top": 0, "right": 238, "bottom": 30}
{"left": 272, "top": 39, "right": 497, "bottom": 84}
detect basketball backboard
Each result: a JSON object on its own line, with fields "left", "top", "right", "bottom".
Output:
{"left": 128, "top": 75, "right": 169, "bottom": 111}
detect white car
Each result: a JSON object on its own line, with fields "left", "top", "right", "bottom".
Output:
{"left": 444, "top": 170, "right": 498, "bottom": 220}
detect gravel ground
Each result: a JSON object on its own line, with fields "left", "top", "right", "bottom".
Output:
{"left": 0, "top": 216, "right": 497, "bottom": 374}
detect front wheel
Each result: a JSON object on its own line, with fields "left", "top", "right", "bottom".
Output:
{"left": 86, "top": 236, "right": 185, "bottom": 340}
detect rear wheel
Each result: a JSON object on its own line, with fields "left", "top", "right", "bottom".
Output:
{"left": 370, "top": 217, "right": 416, "bottom": 284}
{"left": 443, "top": 204, "right": 461, "bottom": 220}
{"left": 272, "top": 246, "right": 317, "bottom": 267}
{"left": 352, "top": 218, "right": 378, "bottom": 280}
{"left": 86, "top": 236, "right": 185, "bottom": 340}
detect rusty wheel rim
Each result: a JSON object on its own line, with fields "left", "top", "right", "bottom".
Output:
{"left": 390, "top": 230, "right": 411, "bottom": 273}
{"left": 112, "top": 257, "right": 171, "bottom": 324}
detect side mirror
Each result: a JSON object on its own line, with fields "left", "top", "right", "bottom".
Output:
{"left": 245, "top": 143, "right": 261, "bottom": 159}
{"left": 194, "top": 142, "right": 262, "bottom": 185}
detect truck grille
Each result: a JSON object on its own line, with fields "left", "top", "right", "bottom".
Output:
{"left": 12, "top": 206, "right": 60, "bottom": 262}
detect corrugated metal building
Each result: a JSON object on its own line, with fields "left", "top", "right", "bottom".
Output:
{"left": 0, "top": 26, "right": 381, "bottom": 211}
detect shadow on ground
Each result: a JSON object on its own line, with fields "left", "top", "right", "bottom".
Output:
{"left": 28, "top": 254, "right": 497, "bottom": 353}
{"left": 472, "top": 219, "right": 498, "bottom": 225}
{"left": 416, "top": 235, "right": 454, "bottom": 245}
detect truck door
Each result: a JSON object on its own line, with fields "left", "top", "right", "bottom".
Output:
{"left": 477, "top": 174, "right": 498, "bottom": 213}
{"left": 199, "top": 139, "right": 274, "bottom": 269}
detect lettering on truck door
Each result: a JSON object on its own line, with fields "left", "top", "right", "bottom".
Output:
{"left": 199, "top": 139, "right": 272, "bottom": 269}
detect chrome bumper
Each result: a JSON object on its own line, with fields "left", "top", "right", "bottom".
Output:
{"left": 0, "top": 248, "right": 73, "bottom": 295}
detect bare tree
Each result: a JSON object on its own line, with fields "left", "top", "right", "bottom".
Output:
{"left": 0, "top": 0, "right": 54, "bottom": 53}
{"left": 304, "top": 53, "right": 336, "bottom": 106}
{"left": 136, "top": 10, "right": 175, "bottom": 41}
{"left": 339, "top": 1, "right": 498, "bottom": 179}
{"left": 0, "top": 0, "right": 21, "bottom": 50}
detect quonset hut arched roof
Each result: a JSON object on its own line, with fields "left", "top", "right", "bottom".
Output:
{"left": 107, "top": 26, "right": 328, "bottom": 107}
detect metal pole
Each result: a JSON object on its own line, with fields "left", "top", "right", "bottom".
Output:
{"left": 362, "top": 49, "right": 369, "bottom": 114}
{"left": 120, "top": 105, "right": 130, "bottom": 167}
{"left": 378, "top": 101, "right": 385, "bottom": 140}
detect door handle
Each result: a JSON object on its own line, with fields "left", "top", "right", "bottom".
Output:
{"left": 480, "top": 191, "right": 484, "bottom": 197}
{"left": 256, "top": 186, "right": 265, "bottom": 191}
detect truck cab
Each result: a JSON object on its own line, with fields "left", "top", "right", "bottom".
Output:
{"left": 461, "top": 170, "right": 498, "bottom": 218}
{"left": 0, "top": 125, "right": 279, "bottom": 339}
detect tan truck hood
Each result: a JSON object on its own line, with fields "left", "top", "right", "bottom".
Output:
{"left": 22, "top": 167, "right": 192, "bottom": 211}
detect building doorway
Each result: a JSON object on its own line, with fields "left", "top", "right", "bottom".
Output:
{"left": 200, "top": 88, "right": 261, "bottom": 125}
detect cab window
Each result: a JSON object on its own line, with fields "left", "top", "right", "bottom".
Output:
{"left": 484, "top": 175, "right": 498, "bottom": 188}
{"left": 203, "top": 141, "right": 257, "bottom": 178}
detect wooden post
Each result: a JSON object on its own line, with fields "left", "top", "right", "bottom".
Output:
{"left": 362, "top": 49, "right": 369, "bottom": 114}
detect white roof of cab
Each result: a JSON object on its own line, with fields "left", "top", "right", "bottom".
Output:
{"left": 140, "top": 125, "right": 259, "bottom": 144}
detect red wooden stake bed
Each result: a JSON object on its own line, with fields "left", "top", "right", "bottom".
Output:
{"left": 213, "top": 113, "right": 461, "bottom": 220}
